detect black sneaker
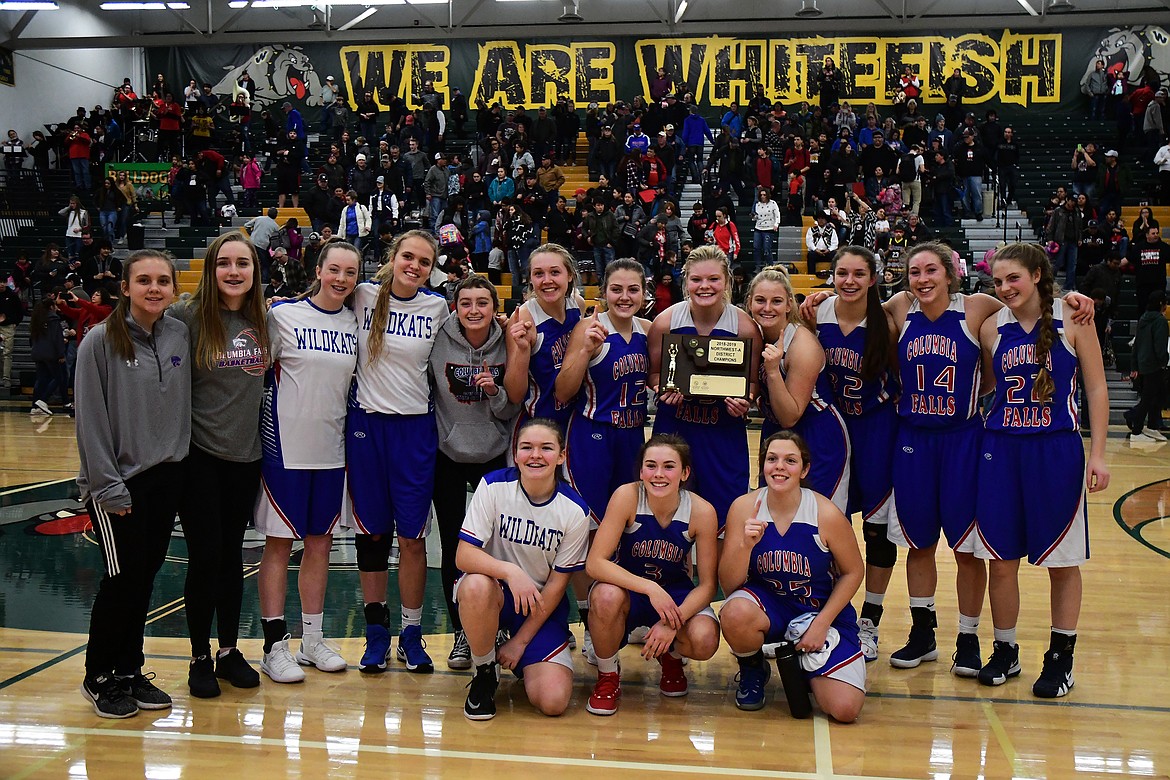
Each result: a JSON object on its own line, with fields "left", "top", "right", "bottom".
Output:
{"left": 188, "top": 655, "right": 221, "bottom": 699}
{"left": 951, "top": 633, "right": 981, "bottom": 678}
{"left": 464, "top": 662, "right": 500, "bottom": 720}
{"left": 215, "top": 648, "right": 261, "bottom": 689}
{"left": 1032, "top": 649, "right": 1075, "bottom": 698}
{"left": 977, "top": 640, "right": 1021, "bottom": 687}
{"left": 81, "top": 673, "right": 139, "bottom": 719}
{"left": 118, "top": 672, "right": 172, "bottom": 710}
{"left": 890, "top": 627, "right": 938, "bottom": 669}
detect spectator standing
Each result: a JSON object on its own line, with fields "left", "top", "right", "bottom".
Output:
{"left": 751, "top": 187, "right": 781, "bottom": 267}
{"left": 1085, "top": 60, "right": 1110, "bottom": 120}
{"left": 1046, "top": 196, "right": 1083, "bottom": 290}
{"left": 1129, "top": 225, "right": 1170, "bottom": 310}
{"left": 1125, "top": 291, "right": 1169, "bottom": 442}
{"left": 1155, "top": 139, "right": 1170, "bottom": 206}
{"left": 319, "top": 75, "right": 337, "bottom": 134}
{"left": 953, "top": 130, "right": 988, "bottom": 221}
{"left": 0, "top": 284, "right": 22, "bottom": 388}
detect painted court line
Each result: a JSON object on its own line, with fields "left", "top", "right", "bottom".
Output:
{"left": 981, "top": 700, "right": 1021, "bottom": 776}
{"left": 45, "top": 726, "right": 826, "bottom": 779}
{"left": 0, "top": 478, "right": 74, "bottom": 498}
{"left": 813, "top": 712, "right": 834, "bottom": 779}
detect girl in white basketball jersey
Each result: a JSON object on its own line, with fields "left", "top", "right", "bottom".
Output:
{"left": 346, "top": 230, "right": 447, "bottom": 675}
{"left": 456, "top": 418, "right": 591, "bottom": 720}
{"left": 254, "top": 242, "right": 360, "bottom": 684}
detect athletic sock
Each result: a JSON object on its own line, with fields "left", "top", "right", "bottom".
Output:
{"left": 262, "top": 617, "right": 287, "bottom": 653}
{"left": 302, "top": 612, "right": 323, "bottom": 636}
{"left": 364, "top": 601, "right": 388, "bottom": 628}
{"left": 958, "top": 613, "right": 980, "bottom": 635}
{"left": 993, "top": 626, "right": 1017, "bottom": 646}
{"left": 597, "top": 653, "right": 619, "bottom": 674}
{"left": 401, "top": 606, "right": 422, "bottom": 628}
{"left": 471, "top": 650, "right": 496, "bottom": 668}
{"left": 908, "top": 596, "right": 935, "bottom": 610}
{"left": 1050, "top": 628, "right": 1077, "bottom": 654}
{"left": 860, "top": 592, "right": 885, "bottom": 624}
{"left": 731, "top": 647, "right": 760, "bottom": 658}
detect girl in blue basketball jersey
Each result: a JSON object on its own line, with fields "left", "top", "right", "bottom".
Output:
{"left": 346, "top": 230, "right": 447, "bottom": 676}
{"left": 974, "top": 243, "right": 1109, "bottom": 699}
{"left": 583, "top": 434, "right": 720, "bottom": 715}
{"left": 748, "top": 266, "right": 851, "bottom": 514}
{"left": 648, "top": 245, "right": 762, "bottom": 530}
{"left": 558, "top": 258, "right": 651, "bottom": 526}
{"left": 455, "top": 419, "right": 591, "bottom": 720}
{"left": 503, "top": 243, "right": 584, "bottom": 437}
{"left": 254, "top": 242, "right": 360, "bottom": 685}
{"left": 811, "top": 247, "right": 898, "bottom": 663}
{"left": 719, "top": 432, "right": 866, "bottom": 722}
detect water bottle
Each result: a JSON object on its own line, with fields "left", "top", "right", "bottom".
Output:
{"left": 774, "top": 640, "right": 812, "bottom": 719}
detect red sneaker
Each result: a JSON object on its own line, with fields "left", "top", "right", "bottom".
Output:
{"left": 658, "top": 653, "right": 689, "bottom": 697}
{"left": 586, "top": 670, "right": 621, "bottom": 715}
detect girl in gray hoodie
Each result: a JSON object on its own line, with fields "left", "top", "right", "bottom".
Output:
{"left": 76, "top": 250, "right": 191, "bottom": 719}
{"left": 428, "top": 275, "right": 519, "bottom": 669}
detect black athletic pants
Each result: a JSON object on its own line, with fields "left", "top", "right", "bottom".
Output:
{"left": 177, "top": 445, "right": 262, "bottom": 657}
{"left": 432, "top": 450, "right": 507, "bottom": 631}
{"left": 1131, "top": 370, "right": 1166, "bottom": 432}
{"left": 85, "top": 461, "right": 183, "bottom": 677}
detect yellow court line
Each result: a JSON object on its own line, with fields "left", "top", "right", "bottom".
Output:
{"left": 45, "top": 726, "right": 826, "bottom": 779}
{"left": 813, "top": 712, "right": 834, "bottom": 779}
{"left": 981, "top": 700, "right": 1023, "bottom": 777}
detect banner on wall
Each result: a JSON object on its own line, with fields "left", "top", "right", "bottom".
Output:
{"left": 0, "top": 47, "right": 14, "bottom": 88}
{"left": 104, "top": 163, "right": 172, "bottom": 203}
{"left": 147, "top": 26, "right": 1169, "bottom": 117}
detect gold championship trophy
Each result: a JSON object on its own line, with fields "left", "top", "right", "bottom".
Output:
{"left": 661, "top": 334, "right": 753, "bottom": 398}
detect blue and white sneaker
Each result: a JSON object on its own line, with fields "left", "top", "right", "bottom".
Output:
{"left": 397, "top": 625, "right": 434, "bottom": 673}
{"left": 360, "top": 624, "right": 391, "bottom": 674}
{"left": 734, "top": 653, "right": 771, "bottom": 711}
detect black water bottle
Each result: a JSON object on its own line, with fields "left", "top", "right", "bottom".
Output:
{"left": 774, "top": 640, "right": 812, "bottom": 719}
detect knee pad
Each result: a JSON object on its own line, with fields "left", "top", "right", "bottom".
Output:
{"left": 863, "top": 522, "right": 898, "bottom": 568}
{"left": 354, "top": 533, "right": 392, "bottom": 573}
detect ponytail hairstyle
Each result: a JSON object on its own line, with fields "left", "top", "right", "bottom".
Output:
{"left": 366, "top": 229, "right": 438, "bottom": 365}
{"left": 831, "top": 245, "right": 894, "bottom": 382}
{"left": 681, "top": 244, "right": 732, "bottom": 301}
{"left": 745, "top": 264, "right": 805, "bottom": 329}
{"left": 105, "top": 249, "right": 178, "bottom": 362}
{"left": 905, "top": 240, "right": 960, "bottom": 294}
{"left": 302, "top": 240, "right": 361, "bottom": 308}
{"left": 601, "top": 257, "right": 646, "bottom": 309}
{"left": 190, "top": 231, "right": 269, "bottom": 370}
{"left": 526, "top": 242, "right": 580, "bottom": 300}
{"left": 991, "top": 242, "right": 1058, "bottom": 403}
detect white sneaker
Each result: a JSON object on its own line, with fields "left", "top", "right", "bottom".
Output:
{"left": 626, "top": 626, "right": 650, "bottom": 645}
{"left": 583, "top": 629, "right": 597, "bottom": 666}
{"left": 1129, "top": 432, "right": 1157, "bottom": 443}
{"left": 295, "top": 632, "right": 347, "bottom": 672}
{"left": 261, "top": 636, "right": 306, "bottom": 683}
{"left": 34, "top": 399, "right": 53, "bottom": 416}
{"left": 858, "top": 618, "right": 879, "bottom": 662}
{"left": 1142, "top": 428, "right": 1167, "bottom": 442}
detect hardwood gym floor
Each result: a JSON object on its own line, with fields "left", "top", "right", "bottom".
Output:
{"left": 1, "top": 409, "right": 1167, "bottom": 779}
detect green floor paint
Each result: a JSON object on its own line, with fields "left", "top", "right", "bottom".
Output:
{"left": 0, "top": 480, "right": 479, "bottom": 639}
